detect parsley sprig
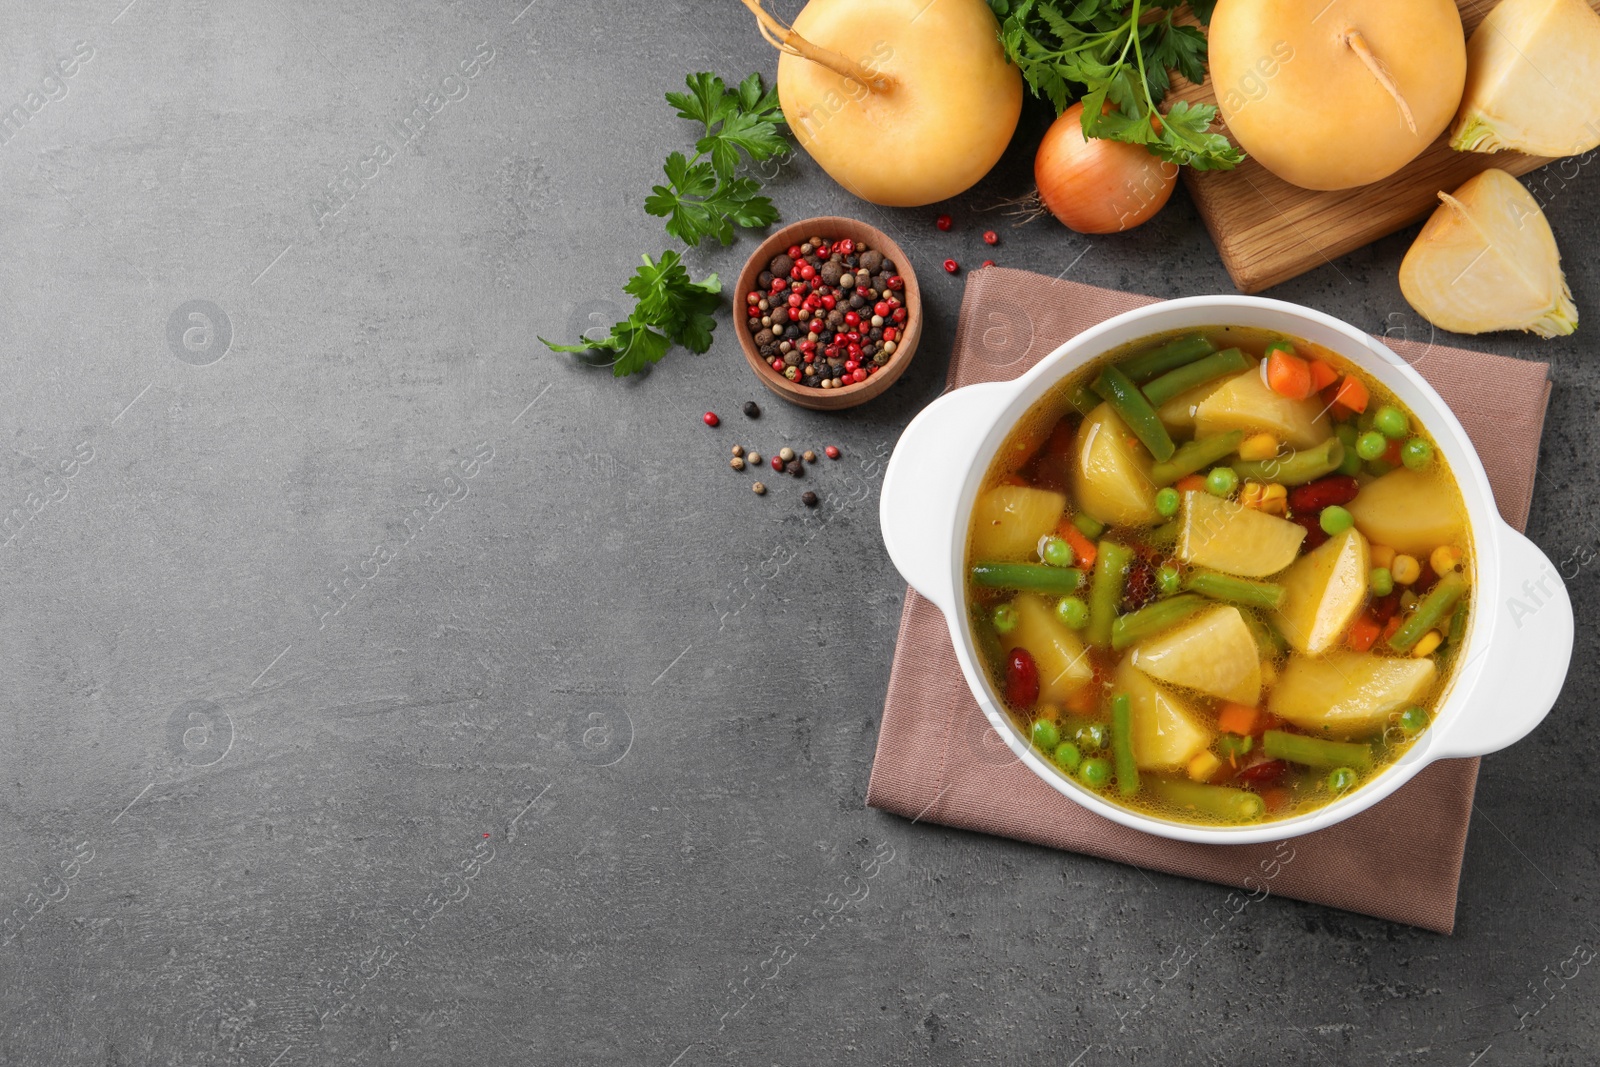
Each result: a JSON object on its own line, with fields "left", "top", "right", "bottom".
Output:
{"left": 989, "top": 0, "right": 1242, "bottom": 171}
{"left": 646, "top": 72, "right": 788, "bottom": 247}
{"left": 544, "top": 71, "right": 789, "bottom": 377}
{"left": 540, "top": 252, "right": 720, "bottom": 377}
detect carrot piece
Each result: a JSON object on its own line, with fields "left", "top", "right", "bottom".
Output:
{"left": 1380, "top": 615, "right": 1403, "bottom": 643}
{"left": 1261, "top": 786, "right": 1292, "bottom": 813}
{"left": 1332, "top": 375, "right": 1370, "bottom": 413}
{"left": 1057, "top": 520, "right": 1098, "bottom": 570}
{"left": 1216, "top": 702, "right": 1261, "bottom": 736}
{"left": 1382, "top": 437, "right": 1403, "bottom": 466}
{"left": 1064, "top": 683, "right": 1098, "bottom": 715}
{"left": 1266, "top": 350, "right": 1314, "bottom": 400}
{"left": 1308, "top": 359, "right": 1339, "bottom": 391}
{"left": 1174, "top": 474, "right": 1207, "bottom": 493}
{"left": 1345, "top": 613, "right": 1382, "bottom": 652}
{"left": 999, "top": 473, "right": 1029, "bottom": 486}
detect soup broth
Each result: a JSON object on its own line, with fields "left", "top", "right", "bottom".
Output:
{"left": 965, "top": 326, "right": 1473, "bottom": 826}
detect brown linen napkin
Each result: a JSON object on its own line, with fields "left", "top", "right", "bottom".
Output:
{"left": 866, "top": 268, "right": 1553, "bottom": 933}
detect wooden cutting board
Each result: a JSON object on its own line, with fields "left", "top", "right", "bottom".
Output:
{"left": 1167, "top": 0, "right": 1596, "bottom": 293}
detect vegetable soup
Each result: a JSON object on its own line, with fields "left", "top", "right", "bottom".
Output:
{"left": 965, "top": 327, "right": 1473, "bottom": 826}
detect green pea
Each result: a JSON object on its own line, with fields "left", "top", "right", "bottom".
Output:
{"left": 1056, "top": 596, "right": 1090, "bottom": 630}
{"left": 1369, "top": 567, "right": 1394, "bottom": 597}
{"left": 1335, "top": 424, "right": 1363, "bottom": 476}
{"left": 1319, "top": 504, "right": 1354, "bottom": 535}
{"left": 1326, "top": 767, "right": 1359, "bottom": 793}
{"left": 1398, "top": 706, "right": 1429, "bottom": 735}
{"left": 1156, "top": 563, "right": 1182, "bottom": 596}
{"left": 1356, "top": 430, "right": 1388, "bottom": 461}
{"left": 992, "top": 602, "right": 1018, "bottom": 634}
{"left": 1373, "top": 405, "right": 1408, "bottom": 439}
{"left": 1052, "top": 741, "right": 1082, "bottom": 772}
{"left": 1041, "top": 536, "right": 1075, "bottom": 568}
{"left": 1217, "top": 734, "right": 1253, "bottom": 759}
{"left": 1078, "top": 756, "right": 1112, "bottom": 790}
{"left": 1155, "top": 486, "right": 1180, "bottom": 517}
{"left": 1074, "top": 723, "right": 1107, "bottom": 752}
{"left": 1401, "top": 437, "right": 1433, "bottom": 470}
{"left": 1205, "top": 467, "right": 1239, "bottom": 497}
{"left": 1031, "top": 718, "right": 1060, "bottom": 752}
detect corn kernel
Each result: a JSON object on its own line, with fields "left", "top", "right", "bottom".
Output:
{"left": 1430, "top": 545, "right": 1463, "bottom": 575}
{"left": 1239, "top": 433, "right": 1280, "bottom": 461}
{"left": 1392, "top": 554, "right": 1421, "bottom": 585}
{"left": 1187, "top": 750, "right": 1222, "bottom": 782}
{"left": 1239, "top": 482, "right": 1266, "bottom": 509}
{"left": 1260, "top": 659, "right": 1279, "bottom": 687}
{"left": 1370, "top": 545, "right": 1396, "bottom": 569}
{"left": 1259, "top": 483, "right": 1288, "bottom": 516}
{"left": 1411, "top": 630, "right": 1444, "bottom": 658}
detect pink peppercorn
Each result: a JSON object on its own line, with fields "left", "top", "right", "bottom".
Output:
{"left": 703, "top": 412, "right": 719, "bottom": 427}
{"left": 944, "top": 259, "right": 959, "bottom": 274}
{"left": 983, "top": 230, "right": 999, "bottom": 245}
{"left": 935, "top": 214, "right": 952, "bottom": 231}
{"left": 825, "top": 446, "right": 840, "bottom": 459}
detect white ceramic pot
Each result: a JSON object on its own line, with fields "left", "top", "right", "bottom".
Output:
{"left": 879, "top": 296, "right": 1573, "bottom": 844}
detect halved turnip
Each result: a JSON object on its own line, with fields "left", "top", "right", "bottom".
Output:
{"left": 1345, "top": 469, "right": 1467, "bottom": 557}
{"left": 1399, "top": 168, "right": 1577, "bottom": 337}
{"left": 1008, "top": 593, "right": 1094, "bottom": 705}
{"left": 1451, "top": 0, "right": 1600, "bottom": 157}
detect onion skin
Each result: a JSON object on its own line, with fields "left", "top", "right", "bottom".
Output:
{"left": 1035, "top": 104, "right": 1177, "bottom": 234}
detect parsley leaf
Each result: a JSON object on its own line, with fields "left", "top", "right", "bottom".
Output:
{"left": 647, "top": 72, "right": 788, "bottom": 246}
{"left": 540, "top": 253, "right": 721, "bottom": 377}
{"left": 993, "top": 1, "right": 1242, "bottom": 171}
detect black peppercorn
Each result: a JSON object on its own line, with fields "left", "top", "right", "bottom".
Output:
{"left": 770, "top": 253, "right": 794, "bottom": 277}
{"left": 743, "top": 401, "right": 760, "bottom": 418}
{"left": 802, "top": 491, "right": 818, "bottom": 507}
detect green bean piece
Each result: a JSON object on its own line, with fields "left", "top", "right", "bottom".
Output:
{"left": 1067, "top": 383, "right": 1101, "bottom": 416}
{"left": 1086, "top": 540, "right": 1134, "bottom": 649}
{"left": 1110, "top": 594, "right": 1207, "bottom": 651}
{"left": 1145, "top": 777, "right": 1266, "bottom": 823}
{"left": 1072, "top": 512, "right": 1106, "bottom": 540}
{"left": 1388, "top": 571, "right": 1468, "bottom": 652}
{"left": 1447, "top": 602, "right": 1469, "bottom": 645}
{"left": 1141, "top": 347, "right": 1251, "bottom": 407}
{"left": 1092, "top": 366, "right": 1177, "bottom": 462}
{"left": 1261, "top": 729, "right": 1375, "bottom": 771}
{"left": 1149, "top": 430, "right": 1244, "bottom": 486}
{"left": 1216, "top": 733, "right": 1253, "bottom": 760}
{"left": 1110, "top": 693, "right": 1141, "bottom": 797}
{"left": 1240, "top": 609, "right": 1289, "bottom": 658}
{"left": 1118, "top": 334, "right": 1216, "bottom": 382}
{"left": 1147, "top": 519, "right": 1182, "bottom": 546}
{"left": 970, "top": 563, "right": 1086, "bottom": 595}
{"left": 1231, "top": 436, "right": 1345, "bottom": 486}
{"left": 1183, "top": 571, "right": 1286, "bottom": 610}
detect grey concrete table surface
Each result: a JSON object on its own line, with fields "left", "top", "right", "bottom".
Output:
{"left": 0, "top": 1, "right": 1596, "bottom": 1064}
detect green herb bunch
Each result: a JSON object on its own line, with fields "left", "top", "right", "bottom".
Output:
{"left": 988, "top": 0, "right": 1243, "bottom": 171}
{"left": 542, "top": 72, "right": 788, "bottom": 377}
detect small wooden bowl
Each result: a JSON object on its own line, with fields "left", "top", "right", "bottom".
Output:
{"left": 734, "top": 216, "right": 922, "bottom": 411}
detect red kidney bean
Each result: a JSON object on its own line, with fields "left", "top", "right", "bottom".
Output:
{"left": 1235, "top": 758, "right": 1288, "bottom": 784}
{"left": 1289, "top": 513, "right": 1329, "bottom": 551}
{"left": 1288, "top": 475, "right": 1360, "bottom": 514}
{"left": 1005, "top": 648, "right": 1040, "bottom": 708}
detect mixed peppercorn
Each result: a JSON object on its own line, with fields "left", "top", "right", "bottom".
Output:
{"left": 745, "top": 235, "right": 910, "bottom": 390}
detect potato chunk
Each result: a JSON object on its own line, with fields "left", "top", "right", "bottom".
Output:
{"left": 1269, "top": 653, "right": 1437, "bottom": 739}
{"left": 1157, "top": 379, "right": 1228, "bottom": 435}
{"left": 1345, "top": 468, "right": 1467, "bottom": 557}
{"left": 1194, "top": 367, "right": 1332, "bottom": 449}
{"left": 1114, "top": 659, "right": 1214, "bottom": 770}
{"left": 1178, "top": 491, "right": 1306, "bottom": 577}
{"left": 1072, "top": 403, "right": 1159, "bottom": 526}
{"left": 1274, "top": 528, "right": 1369, "bottom": 655}
{"left": 970, "top": 485, "right": 1066, "bottom": 560}
{"left": 1008, "top": 594, "right": 1093, "bottom": 704}
{"left": 1130, "top": 605, "right": 1262, "bottom": 705}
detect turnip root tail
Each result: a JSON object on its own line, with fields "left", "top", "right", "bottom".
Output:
{"left": 1344, "top": 29, "right": 1417, "bottom": 134}
{"left": 739, "top": 0, "right": 893, "bottom": 92}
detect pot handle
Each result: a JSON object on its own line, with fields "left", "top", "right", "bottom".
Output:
{"left": 1432, "top": 522, "right": 1573, "bottom": 760}
{"left": 878, "top": 382, "right": 1013, "bottom": 614}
